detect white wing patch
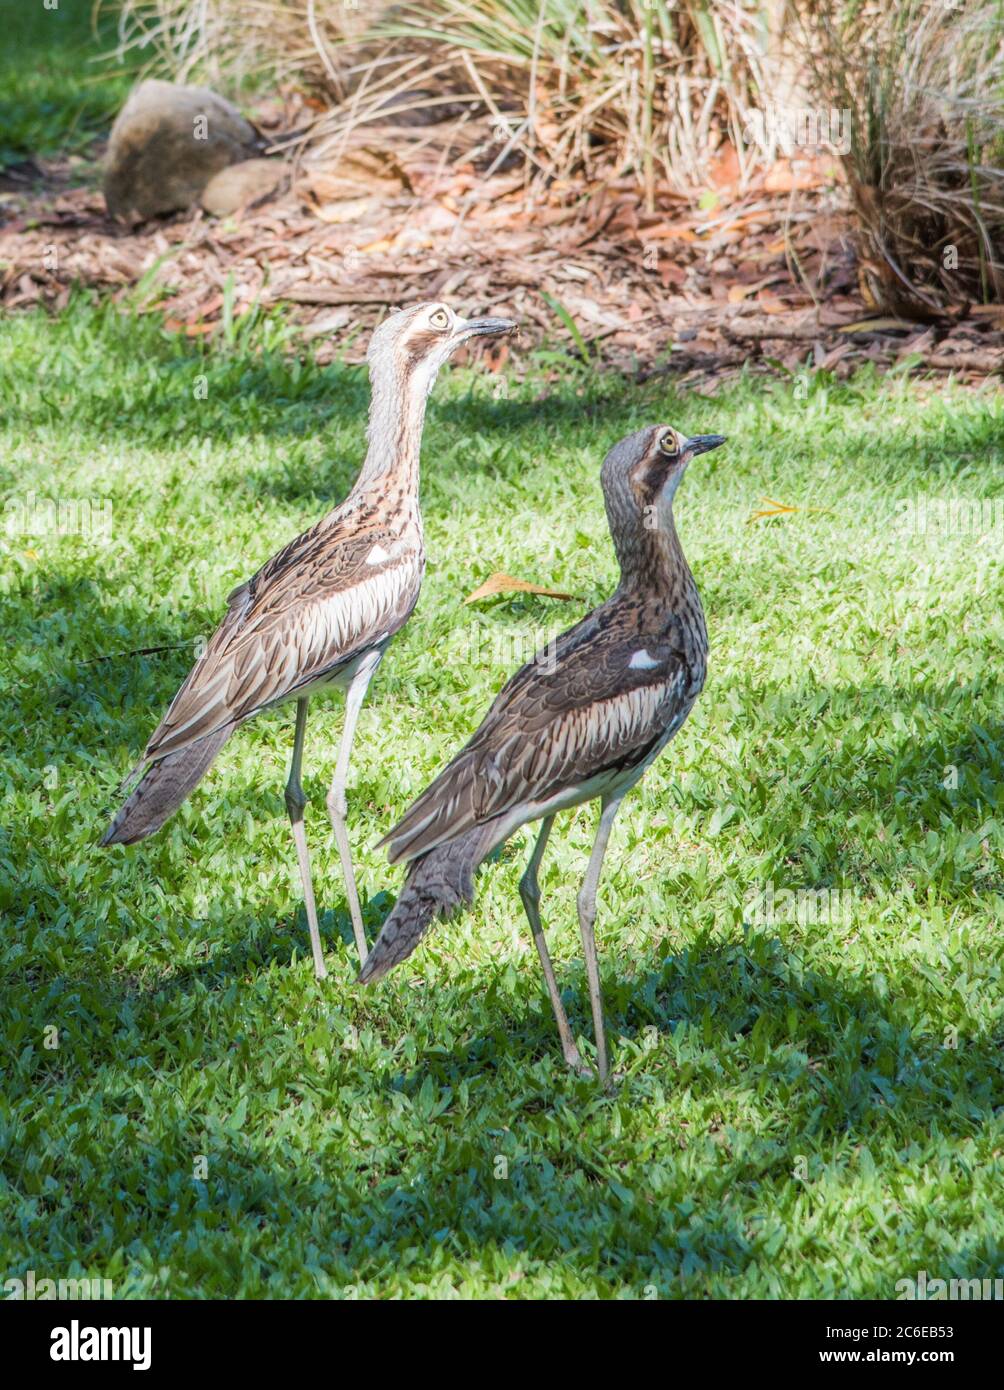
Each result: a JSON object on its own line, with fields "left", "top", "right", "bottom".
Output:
{"left": 310, "top": 560, "right": 415, "bottom": 655}
{"left": 628, "top": 649, "right": 661, "bottom": 670}
{"left": 366, "top": 543, "right": 391, "bottom": 565}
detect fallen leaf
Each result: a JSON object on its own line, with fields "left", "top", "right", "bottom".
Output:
{"left": 302, "top": 149, "right": 411, "bottom": 199}
{"left": 310, "top": 197, "right": 373, "bottom": 225}
{"left": 748, "top": 497, "right": 800, "bottom": 523}
{"left": 658, "top": 261, "right": 687, "bottom": 288}
{"left": 641, "top": 222, "right": 698, "bottom": 243}
{"left": 708, "top": 141, "right": 740, "bottom": 189}
{"left": 358, "top": 235, "right": 396, "bottom": 255}
{"left": 747, "top": 497, "right": 834, "bottom": 524}
{"left": 720, "top": 210, "right": 777, "bottom": 234}
{"left": 757, "top": 288, "right": 787, "bottom": 314}
{"left": 728, "top": 275, "right": 785, "bottom": 305}
{"left": 838, "top": 317, "right": 912, "bottom": 334}
{"left": 187, "top": 292, "right": 223, "bottom": 324}
{"left": 464, "top": 572, "right": 576, "bottom": 604}
{"left": 163, "top": 317, "right": 217, "bottom": 337}
{"left": 763, "top": 157, "right": 838, "bottom": 194}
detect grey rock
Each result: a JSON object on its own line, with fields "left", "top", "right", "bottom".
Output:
{"left": 104, "top": 79, "right": 265, "bottom": 220}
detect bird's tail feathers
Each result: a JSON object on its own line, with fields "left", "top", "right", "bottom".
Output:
{"left": 114, "top": 755, "right": 148, "bottom": 802}
{"left": 359, "top": 823, "right": 495, "bottom": 984}
{"left": 100, "top": 723, "right": 235, "bottom": 846}
{"left": 377, "top": 753, "right": 477, "bottom": 865}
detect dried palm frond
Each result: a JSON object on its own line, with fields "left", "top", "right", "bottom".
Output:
{"left": 801, "top": 0, "right": 1004, "bottom": 312}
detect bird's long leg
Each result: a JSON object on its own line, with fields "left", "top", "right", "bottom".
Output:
{"left": 327, "top": 649, "right": 382, "bottom": 967}
{"left": 519, "top": 815, "right": 584, "bottom": 1073}
{"left": 577, "top": 793, "right": 624, "bottom": 1084}
{"left": 285, "top": 698, "right": 327, "bottom": 981}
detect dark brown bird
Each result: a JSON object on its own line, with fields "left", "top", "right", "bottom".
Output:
{"left": 100, "top": 302, "right": 517, "bottom": 980}
{"left": 358, "top": 424, "right": 725, "bottom": 1080}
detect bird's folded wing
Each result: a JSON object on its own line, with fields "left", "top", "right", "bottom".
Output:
{"left": 382, "top": 631, "right": 693, "bottom": 864}
{"left": 144, "top": 513, "right": 419, "bottom": 762}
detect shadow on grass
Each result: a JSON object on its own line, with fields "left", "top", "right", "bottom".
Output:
{"left": 5, "top": 919, "right": 1001, "bottom": 1296}
{"left": 11, "top": 838, "right": 1002, "bottom": 1126}
{"left": 7, "top": 636, "right": 1003, "bottom": 1296}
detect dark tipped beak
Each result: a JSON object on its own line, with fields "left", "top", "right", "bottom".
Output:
{"left": 686, "top": 434, "right": 727, "bottom": 456}
{"left": 459, "top": 316, "right": 519, "bottom": 341}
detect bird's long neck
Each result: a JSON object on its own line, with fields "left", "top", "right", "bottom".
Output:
{"left": 353, "top": 363, "right": 431, "bottom": 503}
{"left": 611, "top": 505, "right": 705, "bottom": 642}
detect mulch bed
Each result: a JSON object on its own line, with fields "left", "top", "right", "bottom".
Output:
{"left": 2, "top": 116, "right": 1003, "bottom": 388}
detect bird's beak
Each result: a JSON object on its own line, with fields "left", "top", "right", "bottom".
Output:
{"left": 455, "top": 315, "right": 519, "bottom": 343}
{"left": 685, "top": 434, "right": 727, "bottom": 456}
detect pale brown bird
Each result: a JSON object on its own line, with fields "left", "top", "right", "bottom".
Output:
{"left": 101, "top": 302, "right": 518, "bottom": 980}
{"left": 359, "top": 424, "right": 725, "bottom": 1081}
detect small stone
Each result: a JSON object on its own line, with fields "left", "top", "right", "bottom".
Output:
{"left": 201, "top": 159, "right": 283, "bottom": 216}
{"left": 104, "top": 79, "right": 265, "bottom": 220}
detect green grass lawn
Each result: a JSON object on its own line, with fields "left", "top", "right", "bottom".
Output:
{"left": 1, "top": 297, "right": 1002, "bottom": 1297}
{"left": 0, "top": 0, "right": 142, "bottom": 169}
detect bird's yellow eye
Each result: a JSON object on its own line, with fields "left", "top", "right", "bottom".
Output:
{"left": 429, "top": 308, "right": 450, "bottom": 330}
{"left": 659, "top": 431, "right": 679, "bottom": 457}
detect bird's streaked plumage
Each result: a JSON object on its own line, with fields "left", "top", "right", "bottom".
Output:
{"left": 100, "top": 301, "right": 518, "bottom": 979}
{"left": 360, "top": 424, "right": 726, "bottom": 1081}
{"left": 143, "top": 507, "right": 424, "bottom": 764}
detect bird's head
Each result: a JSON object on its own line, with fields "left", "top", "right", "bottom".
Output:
{"left": 601, "top": 424, "right": 726, "bottom": 532}
{"left": 367, "top": 301, "right": 518, "bottom": 398}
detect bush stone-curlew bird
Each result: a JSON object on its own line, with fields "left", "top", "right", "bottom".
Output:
{"left": 358, "top": 424, "right": 725, "bottom": 1080}
{"left": 101, "top": 302, "right": 518, "bottom": 979}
